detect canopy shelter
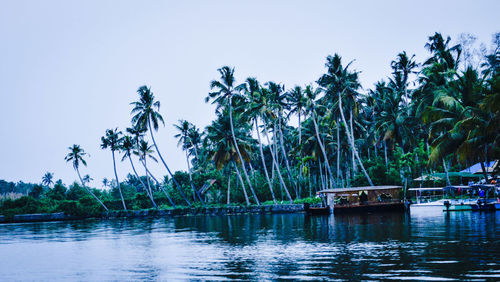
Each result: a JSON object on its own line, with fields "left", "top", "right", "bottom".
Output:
{"left": 413, "top": 172, "right": 482, "bottom": 181}
{"left": 460, "top": 160, "right": 498, "bottom": 174}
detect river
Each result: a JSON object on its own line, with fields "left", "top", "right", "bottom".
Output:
{"left": 0, "top": 207, "right": 499, "bottom": 280}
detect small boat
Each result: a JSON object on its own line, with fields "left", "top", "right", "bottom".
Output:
{"left": 317, "top": 186, "right": 406, "bottom": 214}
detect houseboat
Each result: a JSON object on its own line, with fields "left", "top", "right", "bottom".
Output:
{"left": 316, "top": 186, "right": 405, "bottom": 214}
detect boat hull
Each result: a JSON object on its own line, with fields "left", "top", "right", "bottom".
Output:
{"left": 332, "top": 202, "right": 405, "bottom": 214}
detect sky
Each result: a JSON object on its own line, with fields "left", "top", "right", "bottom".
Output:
{"left": 0, "top": 0, "right": 498, "bottom": 187}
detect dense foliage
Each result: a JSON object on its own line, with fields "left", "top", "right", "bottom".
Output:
{"left": 2, "top": 32, "right": 499, "bottom": 215}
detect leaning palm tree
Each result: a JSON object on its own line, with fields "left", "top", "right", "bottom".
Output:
{"left": 64, "top": 144, "right": 108, "bottom": 211}
{"left": 205, "top": 110, "right": 253, "bottom": 205}
{"left": 174, "top": 120, "right": 204, "bottom": 205}
{"left": 243, "top": 77, "right": 277, "bottom": 204}
{"left": 101, "top": 128, "right": 127, "bottom": 211}
{"left": 41, "top": 172, "right": 54, "bottom": 187}
{"left": 135, "top": 140, "right": 160, "bottom": 208}
{"left": 303, "top": 84, "right": 336, "bottom": 186}
{"left": 318, "top": 54, "right": 373, "bottom": 186}
{"left": 205, "top": 66, "right": 260, "bottom": 205}
{"left": 131, "top": 86, "right": 191, "bottom": 206}
{"left": 121, "top": 135, "right": 157, "bottom": 208}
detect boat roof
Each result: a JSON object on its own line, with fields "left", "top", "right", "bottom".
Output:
{"left": 318, "top": 185, "right": 401, "bottom": 193}
{"left": 408, "top": 187, "right": 444, "bottom": 191}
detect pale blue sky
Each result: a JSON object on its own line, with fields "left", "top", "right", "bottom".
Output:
{"left": 0, "top": 0, "right": 498, "bottom": 186}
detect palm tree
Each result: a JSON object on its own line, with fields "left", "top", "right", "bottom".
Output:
{"left": 101, "top": 128, "right": 127, "bottom": 211}
{"left": 174, "top": 119, "right": 204, "bottom": 205}
{"left": 82, "top": 174, "right": 93, "bottom": 186}
{"left": 134, "top": 139, "right": 160, "bottom": 208}
{"left": 205, "top": 110, "right": 252, "bottom": 205}
{"left": 121, "top": 135, "right": 157, "bottom": 208}
{"left": 424, "top": 67, "right": 491, "bottom": 181}
{"left": 287, "top": 86, "right": 307, "bottom": 145}
{"left": 206, "top": 66, "right": 260, "bottom": 205}
{"left": 131, "top": 85, "right": 191, "bottom": 206}
{"left": 102, "top": 178, "right": 109, "bottom": 189}
{"left": 318, "top": 54, "right": 374, "bottom": 186}
{"left": 64, "top": 145, "right": 108, "bottom": 211}
{"left": 303, "top": 84, "right": 336, "bottom": 186}
{"left": 188, "top": 125, "right": 202, "bottom": 162}
{"left": 41, "top": 172, "right": 54, "bottom": 187}
{"left": 243, "top": 77, "right": 277, "bottom": 204}
{"left": 391, "top": 51, "right": 418, "bottom": 104}
{"left": 266, "top": 81, "right": 298, "bottom": 197}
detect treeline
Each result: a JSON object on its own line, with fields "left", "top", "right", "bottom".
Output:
{"left": 2, "top": 32, "right": 499, "bottom": 214}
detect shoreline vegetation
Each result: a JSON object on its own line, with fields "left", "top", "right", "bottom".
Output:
{"left": 2, "top": 32, "right": 499, "bottom": 220}
{"left": 0, "top": 203, "right": 307, "bottom": 224}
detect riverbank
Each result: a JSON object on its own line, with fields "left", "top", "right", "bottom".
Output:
{"left": 0, "top": 204, "right": 305, "bottom": 224}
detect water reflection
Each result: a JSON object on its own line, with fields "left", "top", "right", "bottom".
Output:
{"left": 0, "top": 209, "right": 499, "bottom": 280}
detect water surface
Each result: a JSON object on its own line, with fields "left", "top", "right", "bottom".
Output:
{"left": 0, "top": 207, "right": 499, "bottom": 280}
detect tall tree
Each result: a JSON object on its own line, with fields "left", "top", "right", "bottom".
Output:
{"left": 206, "top": 66, "right": 260, "bottom": 205}
{"left": 174, "top": 119, "right": 205, "bottom": 205}
{"left": 131, "top": 86, "right": 191, "bottom": 206}
{"left": 64, "top": 145, "right": 108, "bottom": 211}
{"left": 135, "top": 140, "right": 160, "bottom": 208}
{"left": 243, "top": 77, "right": 277, "bottom": 204}
{"left": 101, "top": 128, "right": 127, "bottom": 210}
{"left": 41, "top": 172, "right": 54, "bottom": 187}
{"left": 121, "top": 135, "right": 157, "bottom": 208}
{"left": 318, "top": 54, "right": 374, "bottom": 186}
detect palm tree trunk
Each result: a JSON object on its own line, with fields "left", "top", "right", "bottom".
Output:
{"left": 442, "top": 158, "right": 451, "bottom": 186}
{"left": 143, "top": 157, "right": 158, "bottom": 209}
{"left": 227, "top": 172, "right": 231, "bottom": 206}
{"left": 148, "top": 118, "right": 191, "bottom": 206}
{"left": 338, "top": 93, "right": 374, "bottom": 186}
{"left": 311, "top": 111, "right": 335, "bottom": 185}
{"left": 112, "top": 150, "right": 127, "bottom": 211}
{"left": 384, "top": 140, "right": 388, "bottom": 168}
{"left": 228, "top": 100, "right": 260, "bottom": 205}
{"left": 264, "top": 122, "right": 293, "bottom": 203}
{"left": 128, "top": 155, "right": 157, "bottom": 208}
{"left": 319, "top": 160, "right": 325, "bottom": 190}
{"left": 480, "top": 161, "right": 489, "bottom": 184}
{"left": 185, "top": 149, "right": 197, "bottom": 202}
{"left": 255, "top": 118, "right": 277, "bottom": 204}
{"left": 336, "top": 119, "right": 341, "bottom": 187}
{"left": 350, "top": 112, "right": 357, "bottom": 174}
{"left": 186, "top": 149, "right": 205, "bottom": 206}
{"left": 232, "top": 160, "right": 250, "bottom": 205}
{"left": 277, "top": 120, "right": 298, "bottom": 198}
{"left": 144, "top": 166, "right": 175, "bottom": 208}
{"left": 76, "top": 168, "right": 108, "bottom": 211}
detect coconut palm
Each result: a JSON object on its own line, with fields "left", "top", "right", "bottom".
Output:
{"left": 102, "top": 178, "right": 109, "bottom": 189}
{"left": 266, "top": 81, "right": 298, "bottom": 197}
{"left": 101, "top": 128, "right": 127, "bottom": 211}
{"left": 318, "top": 54, "right": 374, "bottom": 186}
{"left": 174, "top": 119, "right": 204, "bottom": 205}
{"left": 135, "top": 139, "right": 160, "bottom": 207}
{"left": 82, "top": 174, "right": 93, "bottom": 186}
{"left": 121, "top": 135, "right": 157, "bottom": 208}
{"left": 287, "top": 86, "right": 307, "bottom": 145}
{"left": 41, "top": 172, "right": 54, "bottom": 187}
{"left": 303, "top": 84, "right": 336, "bottom": 186}
{"left": 64, "top": 144, "right": 108, "bottom": 211}
{"left": 206, "top": 66, "right": 260, "bottom": 205}
{"left": 205, "top": 110, "right": 253, "bottom": 205}
{"left": 131, "top": 85, "right": 191, "bottom": 206}
{"left": 243, "top": 77, "right": 277, "bottom": 204}
{"left": 188, "top": 125, "right": 202, "bottom": 162}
